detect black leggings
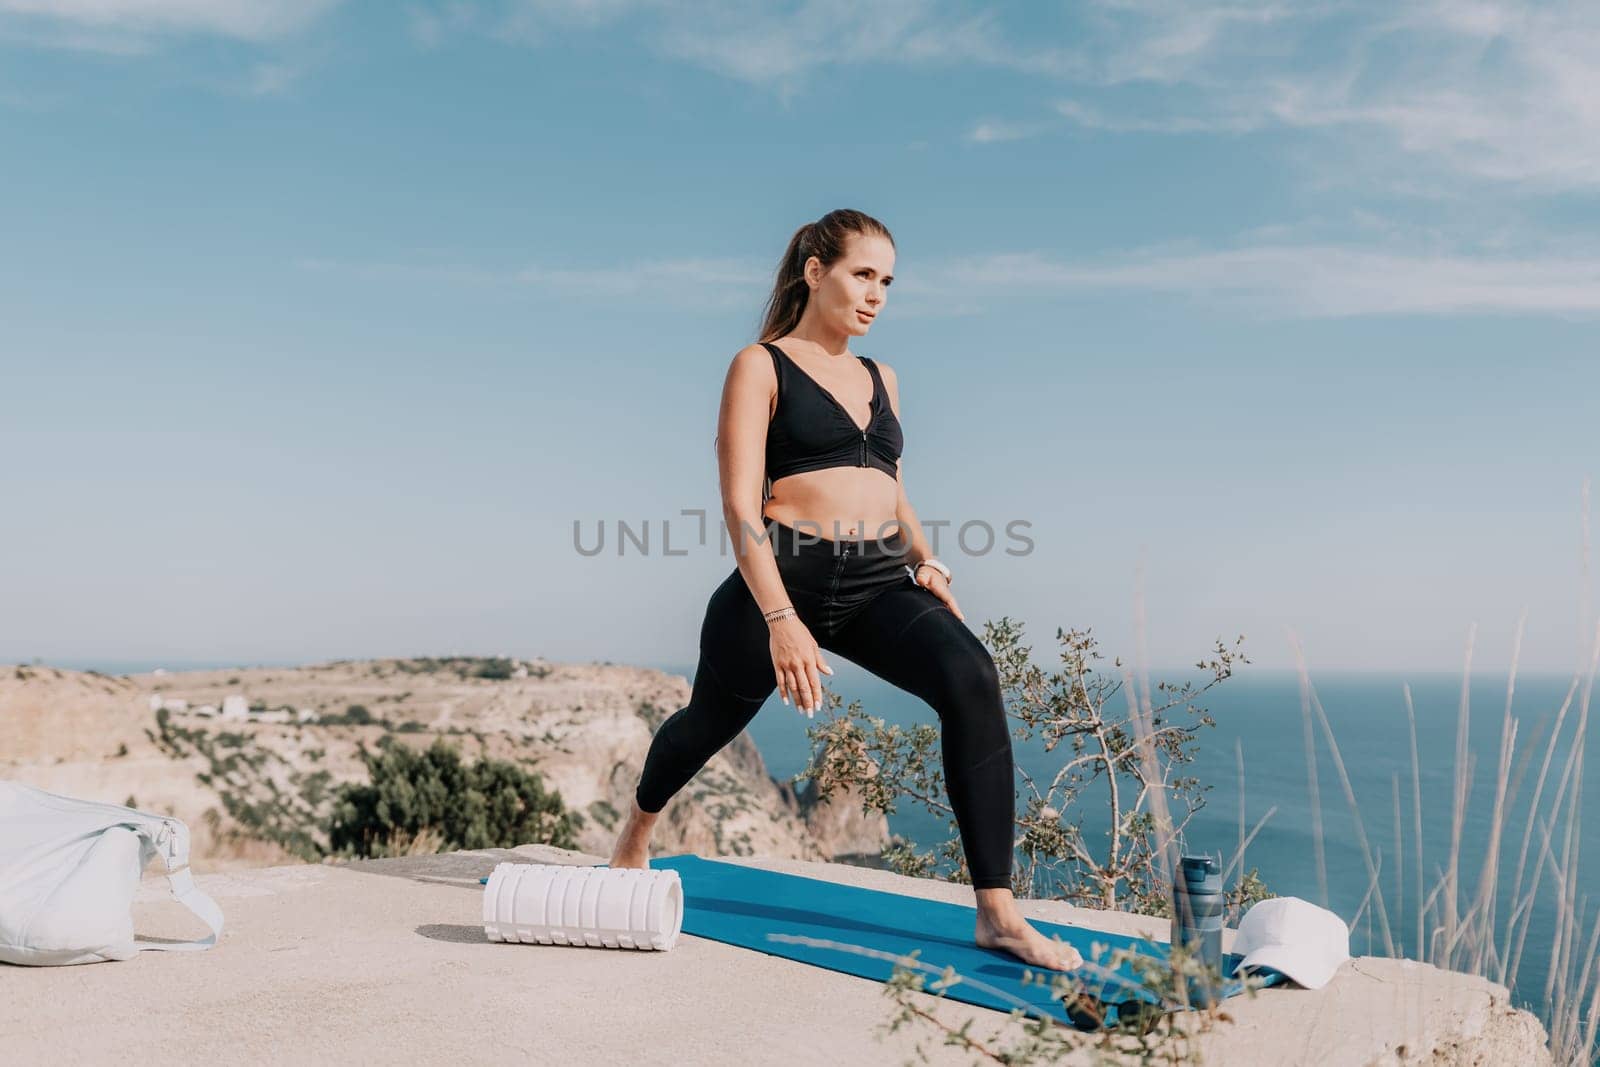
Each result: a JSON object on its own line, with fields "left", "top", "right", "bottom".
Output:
{"left": 634, "top": 517, "right": 1016, "bottom": 890}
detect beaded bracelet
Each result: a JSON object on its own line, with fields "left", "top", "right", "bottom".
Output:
{"left": 763, "top": 605, "right": 797, "bottom": 623}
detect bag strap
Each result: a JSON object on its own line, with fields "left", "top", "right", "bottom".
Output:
{"left": 134, "top": 867, "right": 224, "bottom": 953}
{"left": 132, "top": 819, "right": 225, "bottom": 953}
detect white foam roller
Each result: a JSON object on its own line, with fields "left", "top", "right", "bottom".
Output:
{"left": 481, "top": 863, "right": 684, "bottom": 951}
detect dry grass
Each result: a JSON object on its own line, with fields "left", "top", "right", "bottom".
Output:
{"left": 1270, "top": 481, "right": 1600, "bottom": 1065}
{"left": 1116, "top": 482, "right": 1600, "bottom": 1063}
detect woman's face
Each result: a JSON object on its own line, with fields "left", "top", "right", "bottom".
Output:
{"left": 808, "top": 232, "right": 895, "bottom": 338}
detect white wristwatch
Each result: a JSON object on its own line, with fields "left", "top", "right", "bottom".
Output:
{"left": 914, "top": 557, "right": 952, "bottom": 584}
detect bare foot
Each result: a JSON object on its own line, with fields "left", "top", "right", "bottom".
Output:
{"left": 607, "top": 801, "right": 657, "bottom": 870}
{"left": 975, "top": 912, "right": 1083, "bottom": 971}
{"left": 608, "top": 840, "right": 649, "bottom": 869}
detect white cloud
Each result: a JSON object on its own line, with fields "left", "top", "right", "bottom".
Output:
{"left": 246, "top": 62, "right": 298, "bottom": 96}
{"left": 1043, "top": 1, "right": 1600, "bottom": 191}
{"left": 407, "top": 2, "right": 484, "bottom": 47}
{"left": 431, "top": 0, "right": 1044, "bottom": 89}
{"left": 0, "top": 0, "right": 342, "bottom": 47}
{"left": 437, "top": 2, "right": 1600, "bottom": 190}
{"left": 0, "top": 86, "right": 63, "bottom": 110}
{"left": 939, "top": 244, "right": 1600, "bottom": 317}
{"left": 507, "top": 0, "right": 645, "bottom": 30}
{"left": 295, "top": 252, "right": 987, "bottom": 319}
{"left": 298, "top": 254, "right": 765, "bottom": 305}
{"left": 966, "top": 119, "right": 1051, "bottom": 144}
{"left": 296, "top": 258, "right": 509, "bottom": 286}
{"left": 648, "top": 0, "right": 981, "bottom": 94}
{"left": 301, "top": 238, "right": 1600, "bottom": 320}
{"left": 514, "top": 256, "right": 758, "bottom": 295}
{"left": 1051, "top": 99, "right": 1259, "bottom": 135}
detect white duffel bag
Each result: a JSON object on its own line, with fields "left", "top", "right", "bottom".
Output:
{"left": 0, "top": 780, "right": 224, "bottom": 966}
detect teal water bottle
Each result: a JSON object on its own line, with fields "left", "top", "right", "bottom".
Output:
{"left": 1171, "top": 855, "right": 1224, "bottom": 1008}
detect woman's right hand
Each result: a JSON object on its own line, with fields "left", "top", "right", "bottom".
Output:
{"left": 768, "top": 616, "right": 834, "bottom": 718}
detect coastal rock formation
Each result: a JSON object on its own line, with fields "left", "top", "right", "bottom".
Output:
{"left": 778, "top": 776, "right": 896, "bottom": 865}
{"left": 0, "top": 658, "right": 888, "bottom": 868}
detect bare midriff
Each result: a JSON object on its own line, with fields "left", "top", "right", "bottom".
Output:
{"left": 762, "top": 467, "right": 902, "bottom": 542}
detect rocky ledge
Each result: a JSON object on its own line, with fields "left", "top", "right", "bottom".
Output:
{"left": 1, "top": 843, "right": 1552, "bottom": 1066}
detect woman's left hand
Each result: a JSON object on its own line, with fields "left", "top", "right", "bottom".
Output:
{"left": 915, "top": 566, "right": 963, "bottom": 621}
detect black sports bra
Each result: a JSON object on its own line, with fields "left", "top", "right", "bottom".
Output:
{"left": 761, "top": 341, "right": 904, "bottom": 492}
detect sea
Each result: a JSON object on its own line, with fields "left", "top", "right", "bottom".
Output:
{"left": 37, "top": 656, "right": 1595, "bottom": 1020}
{"left": 650, "top": 660, "right": 1595, "bottom": 1021}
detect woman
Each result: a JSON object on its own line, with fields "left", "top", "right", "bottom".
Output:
{"left": 609, "top": 209, "right": 1080, "bottom": 972}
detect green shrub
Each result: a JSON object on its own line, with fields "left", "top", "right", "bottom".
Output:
{"left": 319, "top": 704, "right": 375, "bottom": 727}
{"left": 328, "top": 738, "right": 577, "bottom": 858}
{"left": 587, "top": 798, "right": 620, "bottom": 831}
{"left": 473, "top": 658, "right": 515, "bottom": 680}
{"left": 395, "top": 656, "right": 525, "bottom": 680}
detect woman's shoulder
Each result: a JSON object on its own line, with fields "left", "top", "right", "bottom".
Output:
{"left": 725, "top": 343, "right": 780, "bottom": 391}
{"left": 862, "top": 353, "right": 897, "bottom": 388}
{"left": 729, "top": 341, "right": 778, "bottom": 367}
{"left": 738, "top": 337, "right": 788, "bottom": 355}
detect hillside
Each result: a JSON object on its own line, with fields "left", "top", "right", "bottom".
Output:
{"left": 0, "top": 657, "right": 887, "bottom": 869}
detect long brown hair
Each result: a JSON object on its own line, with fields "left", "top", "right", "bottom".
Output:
{"left": 756, "top": 209, "right": 895, "bottom": 343}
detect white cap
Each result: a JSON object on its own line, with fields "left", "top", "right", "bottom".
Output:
{"left": 1233, "top": 896, "right": 1351, "bottom": 990}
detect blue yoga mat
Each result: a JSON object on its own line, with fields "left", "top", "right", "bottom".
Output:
{"left": 646, "top": 853, "right": 1279, "bottom": 1029}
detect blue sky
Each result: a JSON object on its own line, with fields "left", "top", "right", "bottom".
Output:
{"left": 1, "top": 1, "right": 1596, "bottom": 675}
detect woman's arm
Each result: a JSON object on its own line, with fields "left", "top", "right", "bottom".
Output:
{"left": 717, "top": 344, "right": 790, "bottom": 613}
{"left": 879, "top": 361, "right": 934, "bottom": 567}
{"left": 882, "top": 361, "right": 963, "bottom": 620}
{"left": 718, "top": 344, "right": 835, "bottom": 712}
{"left": 894, "top": 463, "right": 937, "bottom": 570}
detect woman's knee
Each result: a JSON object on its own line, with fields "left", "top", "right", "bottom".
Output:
{"left": 651, "top": 654, "right": 766, "bottom": 755}
{"left": 916, "top": 623, "right": 1006, "bottom": 725}
{"left": 636, "top": 659, "right": 767, "bottom": 812}
{"left": 963, "top": 647, "right": 1002, "bottom": 702}
{"left": 923, "top": 613, "right": 999, "bottom": 690}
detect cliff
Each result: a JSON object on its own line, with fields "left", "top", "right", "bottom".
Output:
{"left": 0, "top": 658, "right": 889, "bottom": 868}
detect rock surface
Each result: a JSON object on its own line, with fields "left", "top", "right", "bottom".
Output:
{"left": 0, "top": 844, "right": 1552, "bottom": 1066}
